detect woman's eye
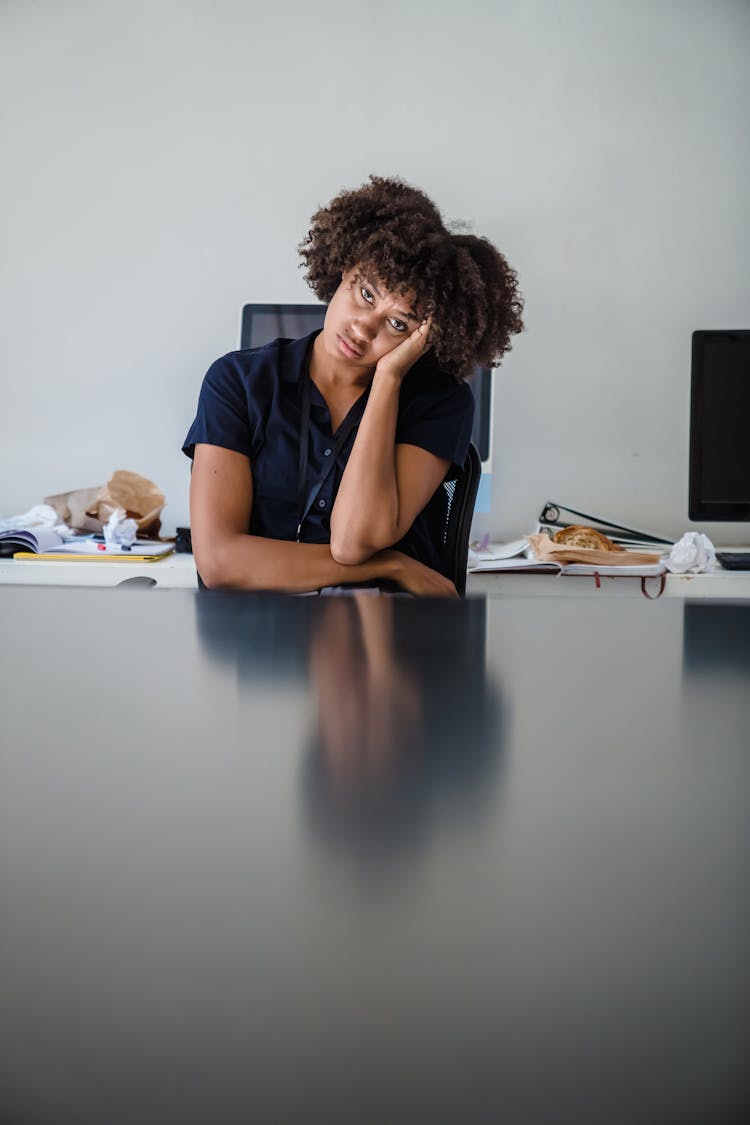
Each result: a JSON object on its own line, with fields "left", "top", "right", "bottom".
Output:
{"left": 360, "top": 286, "right": 374, "bottom": 304}
{"left": 390, "top": 319, "right": 407, "bottom": 333}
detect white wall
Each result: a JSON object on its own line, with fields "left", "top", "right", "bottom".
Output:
{"left": 2, "top": 0, "right": 749, "bottom": 542}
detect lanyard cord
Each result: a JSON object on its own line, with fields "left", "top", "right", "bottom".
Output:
{"left": 295, "top": 372, "right": 370, "bottom": 541}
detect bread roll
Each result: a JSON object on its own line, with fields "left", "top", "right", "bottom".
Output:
{"left": 551, "top": 525, "right": 625, "bottom": 551}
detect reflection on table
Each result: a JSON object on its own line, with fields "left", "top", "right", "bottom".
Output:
{"left": 196, "top": 591, "right": 503, "bottom": 870}
{"left": 0, "top": 587, "right": 748, "bottom": 1123}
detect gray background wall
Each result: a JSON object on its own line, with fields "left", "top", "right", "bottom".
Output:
{"left": 2, "top": 0, "right": 749, "bottom": 543}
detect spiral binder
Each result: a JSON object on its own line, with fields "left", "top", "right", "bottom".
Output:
{"left": 537, "top": 502, "right": 674, "bottom": 550}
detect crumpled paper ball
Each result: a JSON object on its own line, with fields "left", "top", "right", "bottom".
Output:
{"left": 102, "top": 507, "right": 138, "bottom": 547}
{"left": 667, "top": 532, "right": 715, "bottom": 574}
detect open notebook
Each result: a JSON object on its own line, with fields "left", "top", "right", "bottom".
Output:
{"left": 1, "top": 529, "right": 174, "bottom": 561}
{"left": 469, "top": 536, "right": 666, "bottom": 577}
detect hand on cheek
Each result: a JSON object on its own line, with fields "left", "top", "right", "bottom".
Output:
{"left": 376, "top": 318, "right": 432, "bottom": 382}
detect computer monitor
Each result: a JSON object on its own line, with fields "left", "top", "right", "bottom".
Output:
{"left": 240, "top": 302, "right": 492, "bottom": 463}
{"left": 689, "top": 330, "right": 750, "bottom": 521}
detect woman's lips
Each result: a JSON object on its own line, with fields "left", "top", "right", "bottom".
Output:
{"left": 336, "top": 334, "right": 362, "bottom": 359}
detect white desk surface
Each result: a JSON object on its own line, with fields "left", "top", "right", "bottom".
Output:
{"left": 0, "top": 552, "right": 198, "bottom": 588}
{"left": 467, "top": 567, "right": 750, "bottom": 598}
{"left": 1, "top": 552, "right": 749, "bottom": 597}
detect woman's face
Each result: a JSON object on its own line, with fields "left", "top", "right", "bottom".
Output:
{"left": 320, "top": 267, "right": 421, "bottom": 374}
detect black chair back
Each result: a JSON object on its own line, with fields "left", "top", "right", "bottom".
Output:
{"left": 423, "top": 442, "right": 482, "bottom": 596}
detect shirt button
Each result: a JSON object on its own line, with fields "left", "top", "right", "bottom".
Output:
{"left": 318, "top": 499, "right": 326, "bottom": 509}
{"left": 323, "top": 448, "right": 332, "bottom": 457}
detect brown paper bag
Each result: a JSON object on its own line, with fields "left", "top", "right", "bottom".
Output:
{"left": 45, "top": 471, "right": 166, "bottom": 537}
{"left": 44, "top": 485, "right": 103, "bottom": 533}
{"left": 91, "top": 470, "right": 165, "bottom": 537}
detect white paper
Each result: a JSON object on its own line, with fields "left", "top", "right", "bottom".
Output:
{"left": 102, "top": 506, "right": 138, "bottom": 547}
{"left": 0, "top": 503, "right": 72, "bottom": 537}
{"left": 666, "top": 532, "right": 715, "bottom": 574}
{"left": 468, "top": 538, "right": 529, "bottom": 566}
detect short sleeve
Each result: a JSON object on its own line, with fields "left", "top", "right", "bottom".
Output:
{"left": 396, "top": 362, "right": 475, "bottom": 473}
{"left": 182, "top": 353, "right": 263, "bottom": 461}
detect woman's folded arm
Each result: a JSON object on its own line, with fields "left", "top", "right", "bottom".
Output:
{"left": 190, "top": 443, "right": 400, "bottom": 591}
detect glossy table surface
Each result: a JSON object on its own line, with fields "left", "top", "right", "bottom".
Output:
{"left": 1, "top": 587, "right": 749, "bottom": 1123}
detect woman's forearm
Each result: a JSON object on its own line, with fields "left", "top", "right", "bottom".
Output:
{"left": 196, "top": 530, "right": 401, "bottom": 592}
{"left": 329, "top": 368, "right": 402, "bottom": 563}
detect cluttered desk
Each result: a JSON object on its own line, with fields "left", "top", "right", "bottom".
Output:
{"left": 2, "top": 513, "right": 750, "bottom": 596}
{"left": 0, "top": 469, "right": 190, "bottom": 586}
{"left": 465, "top": 501, "right": 750, "bottom": 598}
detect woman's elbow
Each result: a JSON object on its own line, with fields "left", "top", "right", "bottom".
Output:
{"left": 194, "top": 551, "right": 224, "bottom": 589}
{"left": 329, "top": 532, "right": 377, "bottom": 566}
{"left": 329, "top": 508, "right": 397, "bottom": 564}
{"left": 194, "top": 540, "right": 239, "bottom": 589}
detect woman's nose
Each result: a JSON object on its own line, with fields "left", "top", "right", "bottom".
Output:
{"left": 351, "top": 310, "right": 379, "bottom": 342}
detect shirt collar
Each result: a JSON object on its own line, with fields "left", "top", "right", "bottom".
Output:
{"left": 278, "top": 329, "right": 322, "bottom": 384}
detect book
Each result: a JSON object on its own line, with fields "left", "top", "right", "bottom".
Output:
{"left": 469, "top": 556, "right": 666, "bottom": 577}
{"left": 468, "top": 537, "right": 666, "bottom": 577}
{"left": 1, "top": 530, "right": 174, "bottom": 561}
{"left": 0, "top": 527, "right": 65, "bottom": 556}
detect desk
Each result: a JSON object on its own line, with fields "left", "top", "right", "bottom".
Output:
{"left": 1, "top": 587, "right": 748, "bottom": 1122}
{"left": 0, "top": 552, "right": 198, "bottom": 587}
{"left": 2, "top": 552, "right": 750, "bottom": 598}
{"left": 467, "top": 567, "right": 750, "bottom": 598}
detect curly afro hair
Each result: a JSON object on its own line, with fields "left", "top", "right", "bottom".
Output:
{"left": 298, "top": 175, "right": 524, "bottom": 381}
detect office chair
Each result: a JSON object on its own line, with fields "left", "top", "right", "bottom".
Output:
{"left": 426, "top": 441, "right": 482, "bottom": 597}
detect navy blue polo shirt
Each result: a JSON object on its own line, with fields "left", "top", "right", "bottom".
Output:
{"left": 182, "top": 331, "right": 474, "bottom": 575}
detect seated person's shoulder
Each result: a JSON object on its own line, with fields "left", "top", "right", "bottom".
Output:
{"left": 400, "top": 353, "right": 474, "bottom": 418}
{"left": 205, "top": 332, "right": 315, "bottom": 395}
{"left": 206, "top": 338, "right": 284, "bottom": 385}
{"left": 396, "top": 357, "right": 475, "bottom": 475}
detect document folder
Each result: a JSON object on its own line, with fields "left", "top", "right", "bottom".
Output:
{"left": 537, "top": 502, "right": 674, "bottom": 550}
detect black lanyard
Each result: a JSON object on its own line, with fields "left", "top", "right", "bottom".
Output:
{"left": 296, "top": 373, "right": 370, "bottom": 541}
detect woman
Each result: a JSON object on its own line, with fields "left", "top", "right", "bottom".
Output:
{"left": 183, "top": 176, "right": 523, "bottom": 595}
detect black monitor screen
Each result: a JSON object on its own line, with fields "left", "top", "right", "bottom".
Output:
{"left": 689, "top": 329, "right": 750, "bottom": 521}
{"left": 240, "top": 303, "right": 491, "bottom": 461}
